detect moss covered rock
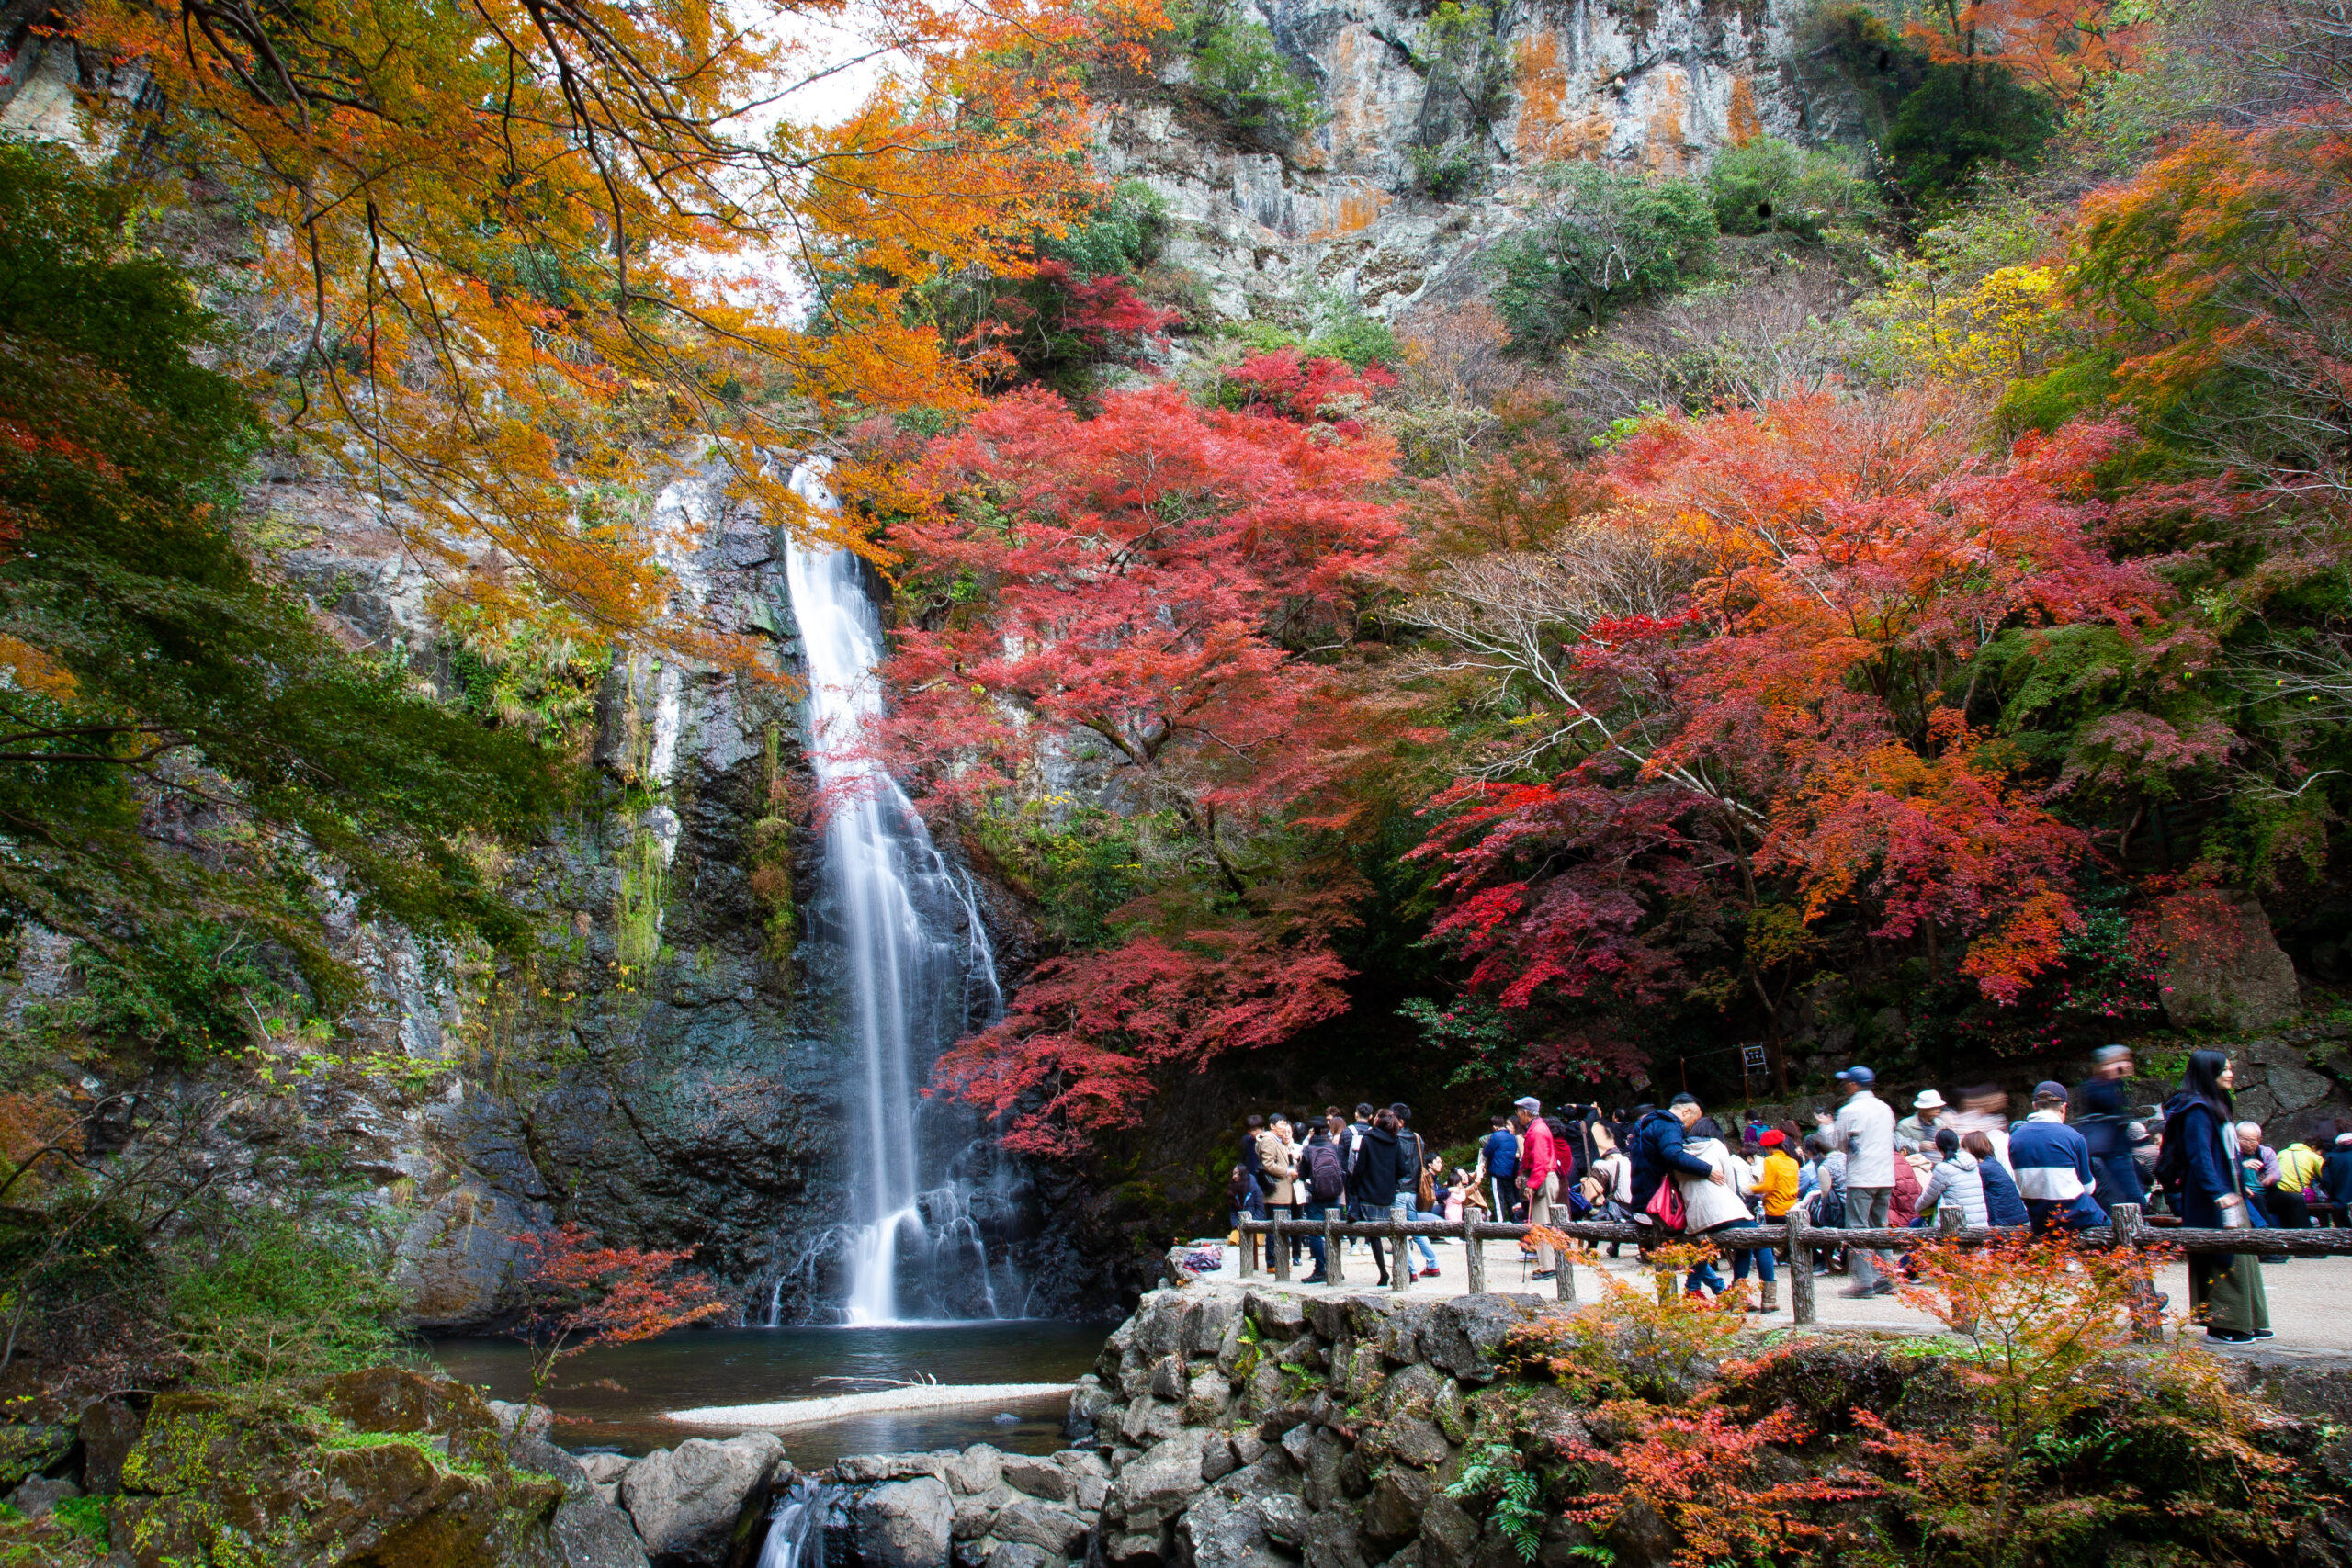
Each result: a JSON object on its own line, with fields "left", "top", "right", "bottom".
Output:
{"left": 0, "top": 1422, "right": 74, "bottom": 1490}
{"left": 108, "top": 1367, "right": 569, "bottom": 1567}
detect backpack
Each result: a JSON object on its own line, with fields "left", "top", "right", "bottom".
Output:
{"left": 1306, "top": 1144, "right": 1346, "bottom": 1204}
{"left": 1813, "top": 1180, "right": 1847, "bottom": 1231}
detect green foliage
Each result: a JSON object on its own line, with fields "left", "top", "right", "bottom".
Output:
{"left": 68, "top": 923, "right": 288, "bottom": 1063}
{"left": 1810, "top": 5, "right": 2053, "bottom": 210}
{"left": 1487, "top": 164, "right": 1718, "bottom": 352}
{"left": 51, "top": 1495, "right": 109, "bottom": 1540}
{"left": 1048, "top": 180, "right": 1170, "bottom": 278}
{"left": 440, "top": 603, "right": 608, "bottom": 735}
{"left": 1401, "top": 995, "right": 1533, "bottom": 1089}
{"left": 1446, "top": 1440, "right": 1546, "bottom": 1562}
{"left": 1406, "top": 4, "right": 1510, "bottom": 198}
{"left": 1183, "top": 3, "right": 1330, "bottom": 146}
{"left": 0, "top": 141, "right": 564, "bottom": 1021}
{"left": 967, "top": 802, "right": 1153, "bottom": 951}
{"left": 164, "top": 1205, "right": 405, "bottom": 1389}
{"left": 1408, "top": 144, "right": 1485, "bottom": 201}
{"left": 1220, "top": 289, "right": 1402, "bottom": 368}
{"left": 1707, "top": 137, "right": 1883, "bottom": 240}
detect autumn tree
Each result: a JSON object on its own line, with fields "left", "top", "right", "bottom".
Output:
{"left": 510, "top": 1224, "right": 725, "bottom": 1397}
{"left": 1408, "top": 392, "right": 2191, "bottom": 1070}
{"left": 78, "top": 0, "right": 1164, "bottom": 646}
{"left": 889, "top": 368, "right": 1413, "bottom": 1154}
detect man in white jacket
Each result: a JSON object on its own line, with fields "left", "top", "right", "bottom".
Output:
{"left": 1835, "top": 1065, "right": 1899, "bottom": 1297}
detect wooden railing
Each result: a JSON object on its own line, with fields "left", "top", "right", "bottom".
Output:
{"left": 1231, "top": 1204, "right": 2352, "bottom": 1331}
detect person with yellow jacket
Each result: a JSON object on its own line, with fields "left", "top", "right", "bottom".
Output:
{"left": 1756, "top": 1130, "right": 1803, "bottom": 1221}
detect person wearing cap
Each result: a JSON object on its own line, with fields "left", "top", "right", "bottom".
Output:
{"left": 2075, "top": 1045, "right": 2147, "bottom": 1209}
{"left": 2321, "top": 1127, "right": 2352, "bottom": 1220}
{"left": 2009, "top": 1081, "right": 2109, "bottom": 1232}
{"left": 1896, "top": 1090, "right": 1948, "bottom": 1158}
{"left": 1833, "top": 1066, "right": 1899, "bottom": 1296}
{"left": 1514, "top": 1098, "right": 1563, "bottom": 1279}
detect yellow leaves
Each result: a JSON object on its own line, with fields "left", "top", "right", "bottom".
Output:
{"left": 1854, "top": 264, "right": 2065, "bottom": 397}
{"left": 77, "top": 0, "right": 1132, "bottom": 657}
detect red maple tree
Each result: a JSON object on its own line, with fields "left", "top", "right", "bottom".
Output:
{"left": 888, "top": 373, "right": 1414, "bottom": 1153}
{"left": 510, "top": 1224, "right": 726, "bottom": 1398}
{"left": 1412, "top": 392, "right": 2193, "bottom": 1047}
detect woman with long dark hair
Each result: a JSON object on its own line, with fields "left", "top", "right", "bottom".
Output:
{"left": 2158, "top": 1049, "right": 2272, "bottom": 1342}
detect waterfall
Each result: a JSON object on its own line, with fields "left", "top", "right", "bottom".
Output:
{"left": 781, "top": 461, "right": 1010, "bottom": 1325}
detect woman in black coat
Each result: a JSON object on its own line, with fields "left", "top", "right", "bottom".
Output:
{"left": 2157, "top": 1049, "right": 2272, "bottom": 1342}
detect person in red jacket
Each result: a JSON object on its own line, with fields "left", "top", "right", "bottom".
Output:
{"left": 1516, "top": 1097, "right": 1562, "bottom": 1280}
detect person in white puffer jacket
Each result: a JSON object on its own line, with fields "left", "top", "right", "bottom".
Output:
{"left": 1678, "top": 1116, "right": 1761, "bottom": 1296}
{"left": 1917, "top": 1126, "right": 1988, "bottom": 1228}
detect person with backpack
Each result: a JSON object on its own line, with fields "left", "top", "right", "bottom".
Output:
{"left": 1298, "top": 1125, "right": 1346, "bottom": 1282}
{"left": 2158, "top": 1049, "right": 2272, "bottom": 1342}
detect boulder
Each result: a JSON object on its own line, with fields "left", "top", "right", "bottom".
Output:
{"left": 853, "top": 1475, "right": 956, "bottom": 1568}
{"left": 953, "top": 1489, "right": 1008, "bottom": 1540}
{"left": 1052, "top": 1450, "right": 1110, "bottom": 1512}
{"left": 6, "top": 1474, "right": 79, "bottom": 1518}
{"left": 1184, "top": 1296, "right": 1237, "bottom": 1359}
{"left": 842, "top": 1453, "right": 951, "bottom": 1483}
{"left": 1177, "top": 1488, "right": 1285, "bottom": 1568}
{"left": 1183, "top": 1369, "right": 1235, "bottom": 1427}
{"left": 992, "top": 1499, "right": 1090, "bottom": 1555}
{"left": 582, "top": 1454, "right": 636, "bottom": 1485}
{"left": 1421, "top": 1296, "right": 1535, "bottom": 1385}
{"left": 77, "top": 1397, "right": 144, "bottom": 1495}
{"left": 1418, "top": 1495, "right": 1481, "bottom": 1568}
{"left": 1117, "top": 1396, "right": 1183, "bottom": 1448}
{"left": 1000, "top": 1454, "right": 1072, "bottom": 1503}
{"left": 1258, "top": 1494, "right": 1308, "bottom": 1551}
{"left": 985, "top": 1546, "right": 1051, "bottom": 1568}
{"left": 1362, "top": 1470, "right": 1436, "bottom": 1554}
{"left": 620, "top": 1433, "right": 786, "bottom": 1568}
{"left": 109, "top": 1370, "right": 569, "bottom": 1568}
{"left": 556, "top": 1495, "right": 658, "bottom": 1568}
{"left": 946, "top": 1446, "right": 1005, "bottom": 1496}
{"left": 1149, "top": 1356, "right": 1189, "bottom": 1403}
{"left": 492, "top": 1401, "right": 558, "bottom": 1441}
{"left": 1199, "top": 1435, "right": 1238, "bottom": 1484}
{"left": 1242, "top": 1292, "right": 1306, "bottom": 1341}
{"left": 0, "top": 1423, "right": 73, "bottom": 1491}
{"left": 1305, "top": 1509, "right": 1369, "bottom": 1568}
{"left": 2161, "top": 892, "right": 2301, "bottom": 1032}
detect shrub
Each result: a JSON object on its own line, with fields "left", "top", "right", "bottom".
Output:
{"left": 1707, "top": 136, "right": 1883, "bottom": 240}
{"left": 70, "top": 923, "right": 289, "bottom": 1064}
{"left": 1048, "top": 180, "right": 1171, "bottom": 278}
{"left": 1486, "top": 164, "right": 1717, "bottom": 352}
{"left": 1189, "top": 6, "right": 1329, "bottom": 146}
{"left": 164, "top": 1206, "right": 406, "bottom": 1389}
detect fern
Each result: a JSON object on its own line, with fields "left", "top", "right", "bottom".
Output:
{"left": 1446, "top": 1440, "right": 1546, "bottom": 1562}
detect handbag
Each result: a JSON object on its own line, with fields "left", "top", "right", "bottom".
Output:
{"left": 2219, "top": 1193, "right": 2251, "bottom": 1229}
{"left": 1644, "top": 1175, "right": 1687, "bottom": 1230}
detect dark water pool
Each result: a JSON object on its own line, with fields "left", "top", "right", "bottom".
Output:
{"left": 428, "top": 1321, "right": 1112, "bottom": 1465}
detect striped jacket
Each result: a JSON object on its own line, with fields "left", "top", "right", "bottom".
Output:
{"left": 2007, "top": 1111, "right": 2108, "bottom": 1228}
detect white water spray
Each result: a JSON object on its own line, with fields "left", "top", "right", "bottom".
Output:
{"left": 782, "top": 462, "right": 1006, "bottom": 1325}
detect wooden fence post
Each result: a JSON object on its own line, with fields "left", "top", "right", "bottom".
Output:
{"left": 1939, "top": 1203, "right": 1963, "bottom": 1241}
{"left": 2113, "top": 1203, "right": 2163, "bottom": 1343}
{"left": 1390, "top": 1219, "right": 1411, "bottom": 1292}
{"left": 1787, "top": 1208, "right": 1815, "bottom": 1325}
{"left": 1238, "top": 1221, "right": 1256, "bottom": 1278}
{"left": 1556, "top": 1235, "right": 1577, "bottom": 1303}
{"left": 1464, "top": 1218, "right": 1487, "bottom": 1294}
{"left": 1327, "top": 1212, "right": 1344, "bottom": 1286}
{"left": 1272, "top": 1217, "right": 1291, "bottom": 1282}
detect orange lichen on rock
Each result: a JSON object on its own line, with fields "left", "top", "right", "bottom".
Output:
{"left": 1643, "top": 68, "right": 1693, "bottom": 172}
{"left": 1727, "top": 77, "right": 1762, "bottom": 146}
{"left": 1306, "top": 183, "right": 1389, "bottom": 239}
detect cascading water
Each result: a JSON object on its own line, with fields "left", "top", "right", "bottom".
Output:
{"left": 781, "top": 461, "right": 1012, "bottom": 1325}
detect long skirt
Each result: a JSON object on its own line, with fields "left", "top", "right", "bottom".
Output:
{"left": 2190, "top": 1251, "right": 2270, "bottom": 1335}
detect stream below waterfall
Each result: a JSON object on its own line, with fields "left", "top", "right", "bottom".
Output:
{"left": 429, "top": 1321, "right": 1108, "bottom": 1462}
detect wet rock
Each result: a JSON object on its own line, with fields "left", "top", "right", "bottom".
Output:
{"left": 621, "top": 1432, "right": 786, "bottom": 1567}
{"left": 993, "top": 1499, "right": 1090, "bottom": 1555}
{"left": 1001, "top": 1454, "right": 1073, "bottom": 1503}
{"left": 985, "top": 1545, "right": 1051, "bottom": 1568}
{"left": 843, "top": 1453, "right": 953, "bottom": 1483}
{"left": 854, "top": 1476, "right": 957, "bottom": 1568}
{"left": 0, "top": 1423, "right": 74, "bottom": 1490}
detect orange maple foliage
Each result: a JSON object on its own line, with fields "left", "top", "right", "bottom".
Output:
{"left": 1905, "top": 0, "right": 2147, "bottom": 107}
{"left": 77, "top": 0, "right": 1164, "bottom": 647}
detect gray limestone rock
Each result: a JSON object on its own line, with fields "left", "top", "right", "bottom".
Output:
{"left": 854, "top": 1476, "right": 957, "bottom": 1568}
{"left": 1258, "top": 1493, "right": 1309, "bottom": 1551}
{"left": 1001, "top": 1455, "right": 1074, "bottom": 1503}
{"left": 2161, "top": 893, "right": 2301, "bottom": 1032}
{"left": 985, "top": 1545, "right": 1051, "bottom": 1568}
{"left": 1150, "top": 1355, "right": 1190, "bottom": 1403}
{"left": 1177, "top": 1487, "right": 1286, "bottom": 1568}
{"left": 1243, "top": 1292, "right": 1307, "bottom": 1340}
{"left": 1184, "top": 1369, "right": 1235, "bottom": 1426}
{"left": 1120, "top": 1395, "right": 1185, "bottom": 1448}
{"left": 1199, "top": 1434, "right": 1238, "bottom": 1484}
{"left": 1105, "top": 1430, "right": 1210, "bottom": 1539}
{"left": 1421, "top": 1295, "right": 1536, "bottom": 1385}
{"left": 1362, "top": 1470, "right": 1436, "bottom": 1555}
{"left": 619, "top": 1433, "right": 786, "bottom": 1568}
{"left": 992, "top": 1499, "right": 1090, "bottom": 1555}
{"left": 947, "top": 1446, "right": 1006, "bottom": 1496}
{"left": 491, "top": 1400, "right": 557, "bottom": 1441}
{"left": 1305, "top": 1509, "right": 1369, "bottom": 1568}
{"left": 555, "top": 1495, "right": 657, "bottom": 1568}
{"left": 1417, "top": 1495, "right": 1480, "bottom": 1568}
{"left": 1185, "top": 1296, "right": 1238, "bottom": 1358}
{"left": 5, "top": 1475, "right": 78, "bottom": 1519}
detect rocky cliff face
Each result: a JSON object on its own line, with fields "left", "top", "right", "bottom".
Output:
{"left": 1098, "top": 0, "right": 1863, "bottom": 329}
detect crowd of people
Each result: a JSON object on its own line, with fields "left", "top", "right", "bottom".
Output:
{"left": 1227, "top": 1047, "right": 2352, "bottom": 1341}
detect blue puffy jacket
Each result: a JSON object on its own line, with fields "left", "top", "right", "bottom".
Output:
{"left": 1628, "top": 1111, "right": 1715, "bottom": 1211}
